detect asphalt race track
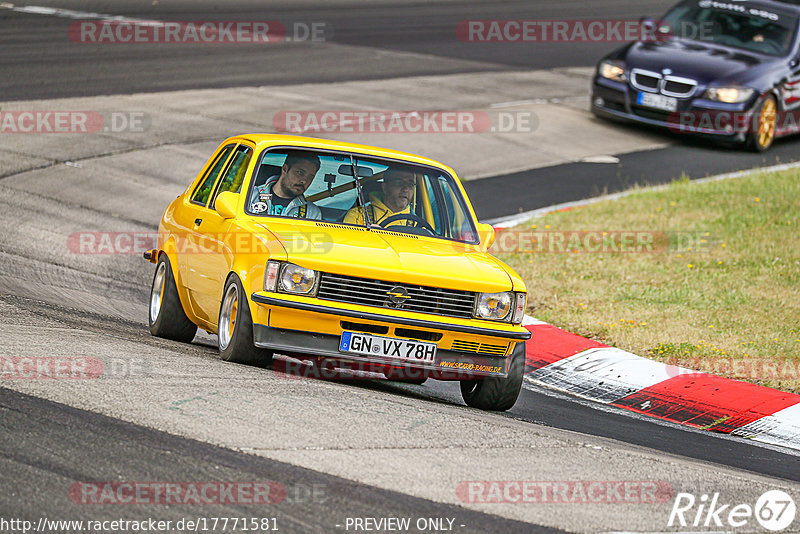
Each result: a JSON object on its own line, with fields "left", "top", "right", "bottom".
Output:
{"left": 0, "top": 387, "right": 558, "bottom": 533}
{"left": 468, "top": 137, "right": 800, "bottom": 220}
{"left": 1, "top": 1, "right": 799, "bottom": 533}
{"left": 0, "top": 0, "right": 672, "bottom": 100}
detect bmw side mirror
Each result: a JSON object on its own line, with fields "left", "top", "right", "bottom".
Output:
{"left": 640, "top": 16, "right": 657, "bottom": 41}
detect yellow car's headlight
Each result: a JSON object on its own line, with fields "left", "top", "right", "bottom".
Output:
{"left": 599, "top": 60, "right": 626, "bottom": 83}
{"left": 475, "top": 292, "right": 513, "bottom": 321}
{"left": 279, "top": 263, "right": 318, "bottom": 295}
{"left": 705, "top": 87, "right": 754, "bottom": 104}
{"left": 265, "top": 261, "right": 318, "bottom": 295}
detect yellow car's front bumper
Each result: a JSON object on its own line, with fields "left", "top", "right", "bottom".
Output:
{"left": 250, "top": 292, "right": 530, "bottom": 379}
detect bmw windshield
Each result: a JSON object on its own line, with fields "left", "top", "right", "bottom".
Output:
{"left": 658, "top": 1, "right": 798, "bottom": 56}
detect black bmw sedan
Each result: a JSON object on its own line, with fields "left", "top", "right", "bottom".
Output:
{"left": 592, "top": 0, "right": 800, "bottom": 151}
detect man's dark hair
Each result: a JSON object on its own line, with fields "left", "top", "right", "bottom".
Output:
{"left": 383, "top": 165, "right": 417, "bottom": 181}
{"left": 283, "top": 152, "right": 321, "bottom": 172}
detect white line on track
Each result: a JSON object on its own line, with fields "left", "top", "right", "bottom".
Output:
{"left": 580, "top": 154, "right": 620, "bottom": 164}
{"left": 0, "top": 3, "right": 162, "bottom": 24}
{"left": 490, "top": 96, "right": 586, "bottom": 108}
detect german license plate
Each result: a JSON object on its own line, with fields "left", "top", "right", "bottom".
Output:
{"left": 339, "top": 331, "right": 437, "bottom": 362}
{"left": 637, "top": 92, "right": 678, "bottom": 112}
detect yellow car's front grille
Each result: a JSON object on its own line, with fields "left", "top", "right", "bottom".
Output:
{"left": 318, "top": 272, "right": 476, "bottom": 319}
{"left": 451, "top": 340, "right": 509, "bottom": 356}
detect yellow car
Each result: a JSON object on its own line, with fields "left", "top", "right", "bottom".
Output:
{"left": 145, "top": 134, "right": 530, "bottom": 411}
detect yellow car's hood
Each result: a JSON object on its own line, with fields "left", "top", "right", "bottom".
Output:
{"left": 256, "top": 221, "right": 513, "bottom": 293}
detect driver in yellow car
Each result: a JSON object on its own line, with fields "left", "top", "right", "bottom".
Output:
{"left": 343, "top": 167, "right": 416, "bottom": 227}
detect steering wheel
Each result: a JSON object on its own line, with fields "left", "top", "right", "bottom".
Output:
{"left": 378, "top": 213, "right": 436, "bottom": 234}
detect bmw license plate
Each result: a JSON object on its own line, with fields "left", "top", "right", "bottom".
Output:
{"left": 637, "top": 92, "right": 678, "bottom": 112}
{"left": 339, "top": 331, "right": 437, "bottom": 362}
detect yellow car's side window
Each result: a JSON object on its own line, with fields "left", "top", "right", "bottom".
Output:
{"left": 191, "top": 144, "right": 235, "bottom": 206}
{"left": 210, "top": 145, "right": 253, "bottom": 207}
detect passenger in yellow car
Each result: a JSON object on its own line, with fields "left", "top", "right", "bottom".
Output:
{"left": 343, "top": 168, "right": 416, "bottom": 227}
{"left": 249, "top": 152, "right": 322, "bottom": 219}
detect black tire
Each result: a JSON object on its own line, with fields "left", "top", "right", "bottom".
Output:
{"left": 746, "top": 95, "right": 777, "bottom": 152}
{"left": 460, "top": 345, "right": 524, "bottom": 411}
{"left": 149, "top": 253, "right": 197, "bottom": 342}
{"left": 218, "top": 274, "right": 274, "bottom": 367}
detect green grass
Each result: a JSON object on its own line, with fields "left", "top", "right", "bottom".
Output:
{"left": 493, "top": 167, "right": 800, "bottom": 393}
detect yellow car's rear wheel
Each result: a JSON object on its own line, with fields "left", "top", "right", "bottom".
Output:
{"left": 747, "top": 95, "right": 777, "bottom": 152}
{"left": 218, "top": 274, "right": 273, "bottom": 367}
{"left": 149, "top": 253, "right": 197, "bottom": 342}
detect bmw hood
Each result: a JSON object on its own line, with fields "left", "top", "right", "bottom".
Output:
{"left": 622, "top": 39, "right": 771, "bottom": 85}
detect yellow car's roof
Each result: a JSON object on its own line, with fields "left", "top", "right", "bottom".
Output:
{"left": 224, "top": 133, "right": 455, "bottom": 174}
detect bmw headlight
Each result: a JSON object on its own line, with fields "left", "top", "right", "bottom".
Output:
{"left": 475, "top": 292, "right": 513, "bottom": 321}
{"left": 272, "top": 262, "right": 318, "bottom": 295}
{"left": 705, "top": 87, "right": 755, "bottom": 104}
{"left": 598, "top": 60, "right": 626, "bottom": 83}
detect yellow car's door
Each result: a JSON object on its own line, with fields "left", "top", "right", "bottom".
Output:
{"left": 186, "top": 143, "right": 254, "bottom": 326}
{"left": 175, "top": 143, "right": 236, "bottom": 321}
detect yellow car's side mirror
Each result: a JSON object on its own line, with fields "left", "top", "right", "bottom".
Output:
{"left": 476, "top": 223, "right": 496, "bottom": 250}
{"left": 214, "top": 191, "right": 239, "bottom": 219}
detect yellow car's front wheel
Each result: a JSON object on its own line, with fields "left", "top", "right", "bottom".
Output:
{"left": 218, "top": 274, "right": 273, "bottom": 367}
{"left": 460, "top": 346, "right": 524, "bottom": 411}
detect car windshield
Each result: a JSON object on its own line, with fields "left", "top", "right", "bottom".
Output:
{"left": 245, "top": 149, "right": 479, "bottom": 244}
{"left": 659, "top": 1, "right": 797, "bottom": 56}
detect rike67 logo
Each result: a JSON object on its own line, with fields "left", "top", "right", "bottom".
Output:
{"left": 669, "top": 490, "right": 796, "bottom": 531}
